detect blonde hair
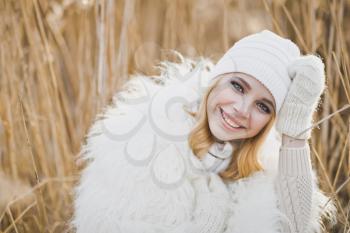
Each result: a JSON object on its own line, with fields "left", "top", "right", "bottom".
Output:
{"left": 185, "top": 77, "right": 276, "bottom": 182}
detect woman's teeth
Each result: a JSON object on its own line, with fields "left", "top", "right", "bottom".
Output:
{"left": 220, "top": 108, "right": 242, "bottom": 129}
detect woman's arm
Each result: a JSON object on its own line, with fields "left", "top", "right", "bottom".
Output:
{"left": 275, "top": 135, "right": 313, "bottom": 233}
{"left": 274, "top": 55, "right": 327, "bottom": 233}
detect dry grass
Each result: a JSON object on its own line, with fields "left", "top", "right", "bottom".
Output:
{"left": 0, "top": 0, "right": 349, "bottom": 232}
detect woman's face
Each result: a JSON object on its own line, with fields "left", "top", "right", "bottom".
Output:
{"left": 206, "top": 72, "right": 275, "bottom": 143}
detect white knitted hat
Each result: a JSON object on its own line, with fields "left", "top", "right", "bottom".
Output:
{"left": 209, "top": 30, "right": 301, "bottom": 113}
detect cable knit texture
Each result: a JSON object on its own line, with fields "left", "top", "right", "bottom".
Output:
{"left": 276, "top": 145, "right": 313, "bottom": 233}
{"left": 276, "top": 55, "right": 326, "bottom": 139}
{"left": 72, "top": 53, "right": 337, "bottom": 233}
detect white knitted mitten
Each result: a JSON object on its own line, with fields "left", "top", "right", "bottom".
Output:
{"left": 276, "top": 55, "right": 326, "bottom": 139}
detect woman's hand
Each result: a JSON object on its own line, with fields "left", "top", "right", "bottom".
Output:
{"left": 276, "top": 55, "right": 326, "bottom": 140}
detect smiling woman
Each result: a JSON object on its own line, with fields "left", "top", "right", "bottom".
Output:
{"left": 72, "top": 30, "right": 337, "bottom": 233}
{"left": 187, "top": 30, "right": 337, "bottom": 232}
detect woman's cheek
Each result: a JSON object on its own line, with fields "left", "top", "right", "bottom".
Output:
{"left": 216, "top": 91, "right": 237, "bottom": 107}
{"left": 257, "top": 114, "right": 271, "bottom": 130}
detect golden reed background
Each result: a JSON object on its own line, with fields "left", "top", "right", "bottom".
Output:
{"left": 0, "top": 0, "right": 349, "bottom": 232}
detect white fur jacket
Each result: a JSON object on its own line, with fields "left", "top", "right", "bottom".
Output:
{"left": 72, "top": 52, "right": 337, "bottom": 233}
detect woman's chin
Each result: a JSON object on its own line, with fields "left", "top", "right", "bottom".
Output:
{"left": 210, "top": 126, "right": 236, "bottom": 142}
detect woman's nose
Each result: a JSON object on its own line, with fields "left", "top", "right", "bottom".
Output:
{"left": 233, "top": 101, "right": 250, "bottom": 119}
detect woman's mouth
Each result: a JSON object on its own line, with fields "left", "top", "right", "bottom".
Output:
{"left": 219, "top": 107, "right": 245, "bottom": 131}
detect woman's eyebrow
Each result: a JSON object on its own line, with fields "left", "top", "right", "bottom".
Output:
{"left": 236, "top": 77, "right": 251, "bottom": 90}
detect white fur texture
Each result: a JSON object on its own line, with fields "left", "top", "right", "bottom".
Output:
{"left": 72, "top": 52, "right": 337, "bottom": 233}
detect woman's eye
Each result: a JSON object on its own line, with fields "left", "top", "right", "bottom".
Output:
{"left": 231, "top": 81, "right": 244, "bottom": 93}
{"left": 257, "top": 102, "right": 271, "bottom": 114}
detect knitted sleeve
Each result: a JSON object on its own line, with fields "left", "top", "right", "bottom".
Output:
{"left": 275, "top": 143, "right": 313, "bottom": 233}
